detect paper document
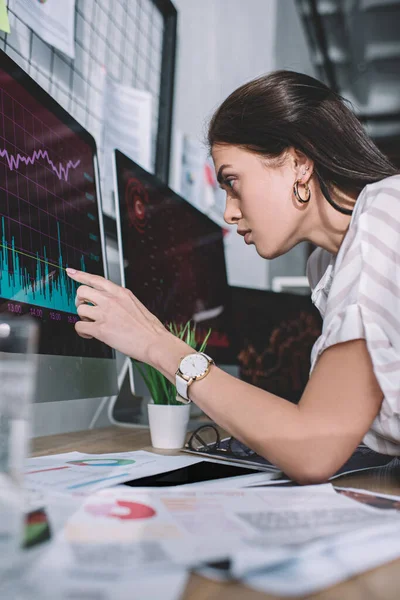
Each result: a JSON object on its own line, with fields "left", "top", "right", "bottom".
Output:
{"left": 192, "top": 485, "right": 400, "bottom": 595}
{"left": 102, "top": 77, "right": 152, "bottom": 215}
{"left": 1, "top": 561, "right": 188, "bottom": 600}
{"left": 25, "top": 450, "right": 203, "bottom": 495}
{"left": 41, "top": 483, "right": 400, "bottom": 568}
{"left": 14, "top": 0, "right": 76, "bottom": 59}
{"left": 0, "top": 0, "right": 10, "bottom": 34}
{"left": 235, "top": 518, "right": 400, "bottom": 597}
{"left": 172, "top": 132, "right": 229, "bottom": 223}
{"left": 7, "top": 483, "right": 400, "bottom": 599}
{"left": 180, "top": 133, "right": 207, "bottom": 210}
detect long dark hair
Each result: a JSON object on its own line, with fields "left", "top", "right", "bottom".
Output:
{"left": 208, "top": 71, "right": 398, "bottom": 215}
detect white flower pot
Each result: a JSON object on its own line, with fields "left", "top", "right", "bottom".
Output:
{"left": 147, "top": 402, "right": 191, "bottom": 450}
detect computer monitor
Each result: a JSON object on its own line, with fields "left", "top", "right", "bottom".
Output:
{"left": 230, "top": 286, "right": 322, "bottom": 404}
{"left": 113, "top": 149, "right": 234, "bottom": 394}
{"left": 0, "top": 51, "right": 118, "bottom": 402}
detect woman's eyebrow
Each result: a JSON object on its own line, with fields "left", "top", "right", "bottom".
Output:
{"left": 217, "top": 164, "right": 233, "bottom": 184}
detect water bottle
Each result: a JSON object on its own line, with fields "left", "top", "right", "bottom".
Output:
{"left": 0, "top": 315, "right": 38, "bottom": 576}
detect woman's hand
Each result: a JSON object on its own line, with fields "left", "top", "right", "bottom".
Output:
{"left": 66, "top": 268, "right": 169, "bottom": 364}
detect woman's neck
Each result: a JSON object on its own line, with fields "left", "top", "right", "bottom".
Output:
{"left": 306, "top": 184, "right": 358, "bottom": 255}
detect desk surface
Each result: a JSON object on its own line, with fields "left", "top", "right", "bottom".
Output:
{"left": 32, "top": 426, "right": 400, "bottom": 600}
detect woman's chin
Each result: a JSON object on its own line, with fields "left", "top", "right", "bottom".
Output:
{"left": 255, "top": 245, "right": 284, "bottom": 260}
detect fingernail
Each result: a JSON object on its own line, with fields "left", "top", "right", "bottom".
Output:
{"left": 66, "top": 268, "right": 77, "bottom": 275}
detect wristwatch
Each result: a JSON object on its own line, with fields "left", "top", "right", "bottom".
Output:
{"left": 175, "top": 352, "right": 215, "bottom": 403}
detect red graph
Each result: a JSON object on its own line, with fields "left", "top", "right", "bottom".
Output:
{"left": 26, "top": 466, "right": 70, "bottom": 475}
{"left": 86, "top": 500, "right": 157, "bottom": 521}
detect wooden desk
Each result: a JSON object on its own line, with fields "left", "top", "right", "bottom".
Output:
{"left": 32, "top": 426, "right": 400, "bottom": 600}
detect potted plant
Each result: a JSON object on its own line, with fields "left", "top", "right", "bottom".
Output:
{"left": 132, "top": 321, "right": 211, "bottom": 449}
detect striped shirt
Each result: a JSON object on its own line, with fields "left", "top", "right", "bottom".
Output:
{"left": 306, "top": 174, "right": 400, "bottom": 455}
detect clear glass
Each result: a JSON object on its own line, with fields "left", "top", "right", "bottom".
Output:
{"left": 0, "top": 315, "right": 38, "bottom": 574}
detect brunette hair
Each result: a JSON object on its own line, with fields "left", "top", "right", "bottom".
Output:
{"left": 208, "top": 71, "right": 398, "bottom": 214}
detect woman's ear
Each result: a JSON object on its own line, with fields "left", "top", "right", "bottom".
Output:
{"left": 288, "top": 147, "right": 314, "bottom": 183}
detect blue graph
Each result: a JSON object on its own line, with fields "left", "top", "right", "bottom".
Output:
{"left": 0, "top": 217, "right": 85, "bottom": 313}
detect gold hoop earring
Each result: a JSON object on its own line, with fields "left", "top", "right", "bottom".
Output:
{"left": 293, "top": 181, "right": 311, "bottom": 204}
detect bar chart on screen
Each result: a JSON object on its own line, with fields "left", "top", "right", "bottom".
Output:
{"left": 0, "top": 217, "right": 86, "bottom": 313}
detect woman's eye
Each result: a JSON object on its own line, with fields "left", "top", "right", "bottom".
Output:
{"left": 225, "top": 178, "right": 235, "bottom": 190}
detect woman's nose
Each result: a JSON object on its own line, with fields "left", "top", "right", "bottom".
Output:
{"left": 224, "top": 200, "right": 242, "bottom": 225}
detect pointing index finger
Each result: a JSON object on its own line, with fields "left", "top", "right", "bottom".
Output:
{"left": 66, "top": 268, "right": 115, "bottom": 292}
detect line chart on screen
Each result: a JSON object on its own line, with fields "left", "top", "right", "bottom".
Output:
{"left": 0, "top": 147, "right": 81, "bottom": 182}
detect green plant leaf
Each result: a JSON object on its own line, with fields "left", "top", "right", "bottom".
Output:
{"left": 185, "top": 322, "right": 192, "bottom": 345}
{"left": 134, "top": 361, "right": 162, "bottom": 404}
{"left": 199, "top": 328, "right": 212, "bottom": 353}
{"left": 159, "top": 370, "right": 173, "bottom": 404}
{"left": 134, "top": 361, "right": 153, "bottom": 395}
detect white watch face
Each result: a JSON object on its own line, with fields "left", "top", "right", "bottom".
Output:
{"left": 180, "top": 353, "right": 208, "bottom": 378}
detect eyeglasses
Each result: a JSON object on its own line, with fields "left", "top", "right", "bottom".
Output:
{"left": 186, "top": 424, "right": 257, "bottom": 459}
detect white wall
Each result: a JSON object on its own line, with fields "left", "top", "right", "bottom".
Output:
{"left": 172, "top": 0, "right": 278, "bottom": 140}
{"left": 172, "top": 0, "right": 278, "bottom": 289}
{"left": 172, "top": 0, "right": 314, "bottom": 140}
{"left": 274, "top": 0, "right": 314, "bottom": 76}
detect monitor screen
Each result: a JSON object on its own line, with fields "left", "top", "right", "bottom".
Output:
{"left": 230, "top": 286, "right": 322, "bottom": 404}
{"left": 0, "top": 51, "right": 117, "bottom": 401}
{"left": 113, "top": 150, "right": 234, "bottom": 369}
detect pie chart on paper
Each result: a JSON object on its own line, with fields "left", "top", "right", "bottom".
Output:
{"left": 85, "top": 500, "right": 156, "bottom": 520}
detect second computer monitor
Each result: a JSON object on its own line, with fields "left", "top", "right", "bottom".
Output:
{"left": 113, "top": 150, "right": 234, "bottom": 376}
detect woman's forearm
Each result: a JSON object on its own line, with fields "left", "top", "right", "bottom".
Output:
{"left": 148, "top": 333, "right": 318, "bottom": 482}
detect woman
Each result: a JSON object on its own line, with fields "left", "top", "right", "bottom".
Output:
{"left": 67, "top": 71, "right": 400, "bottom": 484}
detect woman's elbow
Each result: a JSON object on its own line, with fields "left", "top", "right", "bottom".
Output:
{"left": 283, "top": 459, "right": 338, "bottom": 486}
{"left": 256, "top": 439, "right": 348, "bottom": 485}
{"left": 293, "top": 467, "right": 332, "bottom": 486}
